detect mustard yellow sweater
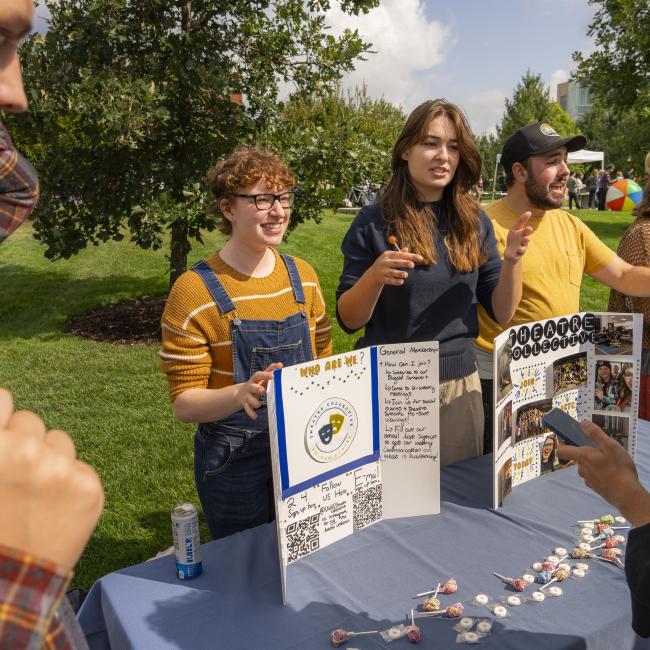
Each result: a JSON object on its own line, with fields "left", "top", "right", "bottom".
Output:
{"left": 160, "top": 249, "right": 333, "bottom": 400}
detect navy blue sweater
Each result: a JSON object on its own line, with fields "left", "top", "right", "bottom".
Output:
{"left": 336, "top": 202, "right": 502, "bottom": 381}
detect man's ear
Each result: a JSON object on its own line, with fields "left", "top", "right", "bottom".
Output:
{"left": 512, "top": 161, "right": 527, "bottom": 184}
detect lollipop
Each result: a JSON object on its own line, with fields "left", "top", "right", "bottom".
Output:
{"left": 444, "top": 603, "right": 464, "bottom": 618}
{"left": 440, "top": 577, "right": 458, "bottom": 594}
{"left": 540, "top": 569, "right": 569, "bottom": 591}
{"left": 421, "top": 603, "right": 464, "bottom": 618}
{"left": 571, "top": 547, "right": 591, "bottom": 559}
{"left": 387, "top": 235, "right": 400, "bottom": 251}
{"left": 590, "top": 536, "right": 621, "bottom": 552}
{"left": 420, "top": 597, "right": 440, "bottom": 612}
{"left": 406, "top": 610, "right": 421, "bottom": 644}
{"left": 536, "top": 570, "right": 554, "bottom": 585}
{"left": 541, "top": 561, "right": 556, "bottom": 571}
{"left": 493, "top": 572, "right": 526, "bottom": 592}
{"left": 330, "top": 628, "right": 378, "bottom": 647}
{"left": 601, "top": 548, "right": 625, "bottom": 568}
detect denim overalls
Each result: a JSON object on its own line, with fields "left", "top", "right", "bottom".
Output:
{"left": 191, "top": 253, "right": 314, "bottom": 539}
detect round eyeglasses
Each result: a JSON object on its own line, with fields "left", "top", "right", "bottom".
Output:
{"left": 230, "top": 191, "right": 295, "bottom": 210}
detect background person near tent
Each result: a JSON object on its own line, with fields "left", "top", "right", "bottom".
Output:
{"left": 597, "top": 164, "right": 614, "bottom": 211}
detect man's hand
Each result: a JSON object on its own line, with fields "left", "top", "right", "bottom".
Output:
{"left": 0, "top": 388, "right": 104, "bottom": 570}
{"left": 557, "top": 420, "right": 650, "bottom": 528}
{"left": 503, "top": 211, "right": 533, "bottom": 263}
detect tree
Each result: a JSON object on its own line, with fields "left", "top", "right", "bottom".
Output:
{"left": 497, "top": 71, "right": 578, "bottom": 142}
{"left": 7, "top": 0, "right": 379, "bottom": 286}
{"left": 573, "top": 0, "right": 650, "bottom": 172}
{"left": 261, "top": 87, "right": 405, "bottom": 216}
{"left": 475, "top": 132, "right": 501, "bottom": 185}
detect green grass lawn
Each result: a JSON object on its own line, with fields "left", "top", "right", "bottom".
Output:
{"left": 0, "top": 207, "right": 633, "bottom": 587}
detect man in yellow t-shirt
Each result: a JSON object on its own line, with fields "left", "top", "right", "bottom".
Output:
{"left": 476, "top": 121, "right": 650, "bottom": 451}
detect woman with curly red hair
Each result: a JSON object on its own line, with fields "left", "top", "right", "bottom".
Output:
{"left": 160, "top": 146, "right": 332, "bottom": 539}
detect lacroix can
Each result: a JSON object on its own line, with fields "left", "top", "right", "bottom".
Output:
{"left": 171, "top": 502, "right": 202, "bottom": 579}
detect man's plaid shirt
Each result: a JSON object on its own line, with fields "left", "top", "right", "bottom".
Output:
{"left": 0, "top": 122, "right": 39, "bottom": 243}
{"left": 0, "top": 545, "right": 73, "bottom": 649}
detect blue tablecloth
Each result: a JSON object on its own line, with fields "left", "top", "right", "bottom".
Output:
{"left": 79, "top": 422, "right": 650, "bottom": 650}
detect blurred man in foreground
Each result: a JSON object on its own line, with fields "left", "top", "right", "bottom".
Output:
{"left": 0, "top": 1, "right": 105, "bottom": 647}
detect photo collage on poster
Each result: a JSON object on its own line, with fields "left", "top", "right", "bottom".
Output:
{"left": 493, "top": 312, "right": 642, "bottom": 508}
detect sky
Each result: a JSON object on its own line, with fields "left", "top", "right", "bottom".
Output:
{"left": 32, "top": 0, "right": 598, "bottom": 136}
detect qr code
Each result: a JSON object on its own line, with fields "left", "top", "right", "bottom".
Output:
{"left": 352, "top": 485, "right": 382, "bottom": 531}
{"left": 286, "top": 513, "right": 320, "bottom": 563}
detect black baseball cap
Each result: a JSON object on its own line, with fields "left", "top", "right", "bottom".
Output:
{"left": 596, "top": 360, "right": 611, "bottom": 370}
{"left": 501, "top": 122, "right": 587, "bottom": 172}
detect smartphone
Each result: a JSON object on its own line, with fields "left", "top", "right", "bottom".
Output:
{"left": 541, "top": 408, "right": 598, "bottom": 448}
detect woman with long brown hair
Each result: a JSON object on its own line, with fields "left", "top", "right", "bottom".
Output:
{"left": 336, "top": 99, "right": 531, "bottom": 466}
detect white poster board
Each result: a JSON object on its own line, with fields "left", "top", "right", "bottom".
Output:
{"left": 493, "top": 312, "right": 642, "bottom": 508}
{"left": 268, "top": 342, "right": 440, "bottom": 603}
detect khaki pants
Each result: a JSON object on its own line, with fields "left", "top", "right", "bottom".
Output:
{"left": 439, "top": 370, "right": 484, "bottom": 467}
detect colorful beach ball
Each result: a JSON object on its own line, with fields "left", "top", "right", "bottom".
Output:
{"left": 606, "top": 179, "right": 643, "bottom": 212}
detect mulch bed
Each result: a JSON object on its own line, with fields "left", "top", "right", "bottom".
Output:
{"left": 64, "top": 295, "right": 166, "bottom": 346}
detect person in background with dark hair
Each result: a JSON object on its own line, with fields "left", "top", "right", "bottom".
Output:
{"left": 336, "top": 99, "right": 532, "bottom": 467}
{"left": 609, "top": 151, "right": 650, "bottom": 420}
{"left": 597, "top": 164, "right": 614, "bottom": 210}
{"left": 567, "top": 171, "right": 580, "bottom": 210}
{"left": 557, "top": 421, "right": 650, "bottom": 638}
{"left": 587, "top": 168, "right": 599, "bottom": 209}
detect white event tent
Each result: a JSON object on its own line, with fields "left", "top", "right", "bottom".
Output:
{"left": 491, "top": 149, "right": 605, "bottom": 196}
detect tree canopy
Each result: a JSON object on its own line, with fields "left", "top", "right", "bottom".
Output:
{"left": 8, "top": 0, "right": 379, "bottom": 285}
{"left": 574, "top": 0, "right": 650, "bottom": 172}
{"left": 497, "top": 71, "right": 577, "bottom": 142}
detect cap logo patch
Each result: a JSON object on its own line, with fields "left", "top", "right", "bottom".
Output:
{"left": 539, "top": 123, "right": 559, "bottom": 137}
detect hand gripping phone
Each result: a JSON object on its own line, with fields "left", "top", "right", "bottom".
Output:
{"left": 541, "top": 408, "right": 598, "bottom": 448}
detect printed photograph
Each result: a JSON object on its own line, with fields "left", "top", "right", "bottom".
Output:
{"left": 591, "top": 414, "right": 630, "bottom": 449}
{"left": 593, "top": 315, "right": 634, "bottom": 355}
{"left": 553, "top": 352, "right": 587, "bottom": 395}
{"left": 498, "top": 458, "right": 513, "bottom": 507}
{"left": 594, "top": 361, "right": 634, "bottom": 412}
{"left": 497, "top": 400, "right": 512, "bottom": 450}
{"left": 514, "top": 398, "right": 554, "bottom": 443}
{"left": 496, "top": 338, "right": 513, "bottom": 400}
{"left": 539, "top": 433, "right": 559, "bottom": 475}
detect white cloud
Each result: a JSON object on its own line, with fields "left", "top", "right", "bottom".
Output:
{"left": 324, "top": 0, "right": 451, "bottom": 110}
{"left": 549, "top": 68, "right": 570, "bottom": 98}
{"left": 459, "top": 89, "right": 507, "bottom": 136}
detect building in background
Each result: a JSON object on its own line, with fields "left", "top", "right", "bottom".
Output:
{"left": 557, "top": 80, "right": 592, "bottom": 121}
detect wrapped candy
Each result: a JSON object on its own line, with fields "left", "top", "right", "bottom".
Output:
{"left": 405, "top": 610, "right": 420, "bottom": 644}
{"left": 440, "top": 577, "right": 458, "bottom": 594}
{"left": 444, "top": 603, "right": 464, "bottom": 618}
{"left": 420, "top": 603, "right": 464, "bottom": 618}
{"left": 493, "top": 572, "right": 527, "bottom": 591}
{"left": 420, "top": 597, "right": 440, "bottom": 612}
{"left": 536, "top": 570, "right": 554, "bottom": 584}
{"left": 330, "top": 628, "right": 378, "bottom": 647}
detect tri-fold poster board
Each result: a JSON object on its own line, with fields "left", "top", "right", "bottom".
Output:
{"left": 493, "top": 312, "right": 643, "bottom": 508}
{"left": 267, "top": 342, "right": 440, "bottom": 603}
{"left": 265, "top": 311, "right": 642, "bottom": 601}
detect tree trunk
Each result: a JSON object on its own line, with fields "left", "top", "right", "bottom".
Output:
{"left": 169, "top": 221, "right": 189, "bottom": 289}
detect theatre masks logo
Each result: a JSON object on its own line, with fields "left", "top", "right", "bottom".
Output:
{"left": 305, "top": 398, "right": 357, "bottom": 463}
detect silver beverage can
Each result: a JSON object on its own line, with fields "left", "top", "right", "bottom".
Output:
{"left": 171, "top": 502, "right": 203, "bottom": 579}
